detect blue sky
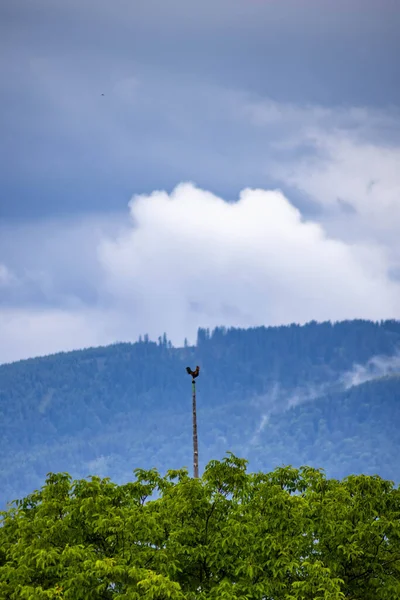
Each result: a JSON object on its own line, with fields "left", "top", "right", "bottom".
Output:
{"left": 1, "top": 0, "right": 400, "bottom": 363}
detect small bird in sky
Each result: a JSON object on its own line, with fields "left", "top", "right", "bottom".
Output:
{"left": 101, "top": 93, "right": 105, "bottom": 96}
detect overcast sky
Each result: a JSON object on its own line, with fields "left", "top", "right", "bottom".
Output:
{"left": 1, "top": 0, "right": 400, "bottom": 363}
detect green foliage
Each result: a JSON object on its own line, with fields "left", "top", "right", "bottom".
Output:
{"left": 1, "top": 455, "right": 400, "bottom": 599}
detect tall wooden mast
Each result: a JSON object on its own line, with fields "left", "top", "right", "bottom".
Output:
{"left": 186, "top": 365, "right": 200, "bottom": 478}
{"left": 192, "top": 379, "right": 199, "bottom": 478}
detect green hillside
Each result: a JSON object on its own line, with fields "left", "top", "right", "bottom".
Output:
{"left": 1, "top": 319, "right": 400, "bottom": 507}
{"left": 248, "top": 374, "right": 400, "bottom": 481}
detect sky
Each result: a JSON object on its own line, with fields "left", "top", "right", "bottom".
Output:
{"left": 1, "top": 0, "right": 400, "bottom": 364}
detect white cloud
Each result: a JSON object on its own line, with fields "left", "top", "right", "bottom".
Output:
{"left": 243, "top": 100, "right": 400, "bottom": 259}
{"left": 274, "top": 130, "right": 400, "bottom": 232}
{"left": 341, "top": 352, "right": 400, "bottom": 389}
{"left": 0, "top": 308, "right": 106, "bottom": 365}
{"left": 1, "top": 181, "right": 400, "bottom": 364}
{"left": 98, "top": 183, "right": 399, "bottom": 333}
{"left": 239, "top": 96, "right": 400, "bottom": 275}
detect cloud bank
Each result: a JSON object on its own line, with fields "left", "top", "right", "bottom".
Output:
{"left": 100, "top": 183, "right": 399, "bottom": 330}
{"left": 1, "top": 177, "right": 400, "bottom": 364}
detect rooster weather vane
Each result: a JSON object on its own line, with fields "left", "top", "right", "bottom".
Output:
{"left": 186, "top": 365, "right": 200, "bottom": 381}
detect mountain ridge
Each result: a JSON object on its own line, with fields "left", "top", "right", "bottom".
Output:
{"left": 1, "top": 319, "right": 400, "bottom": 507}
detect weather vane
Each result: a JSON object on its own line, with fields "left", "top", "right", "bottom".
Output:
{"left": 186, "top": 365, "right": 200, "bottom": 381}
{"left": 186, "top": 365, "right": 200, "bottom": 478}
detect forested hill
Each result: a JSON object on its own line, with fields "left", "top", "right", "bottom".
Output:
{"left": 1, "top": 319, "right": 400, "bottom": 507}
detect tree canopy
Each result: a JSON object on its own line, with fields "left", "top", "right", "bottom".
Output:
{"left": 1, "top": 454, "right": 400, "bottom": 599}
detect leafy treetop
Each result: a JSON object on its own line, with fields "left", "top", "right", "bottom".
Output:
{"left": 1, "top": 453, "right": 400, "bottom": 599}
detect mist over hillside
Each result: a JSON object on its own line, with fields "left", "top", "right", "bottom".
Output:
{"left": 1, "top": 319, "right": 400, "bottom": 508}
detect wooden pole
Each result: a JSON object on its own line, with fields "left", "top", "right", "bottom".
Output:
{"left": 192, "top": 379, "right": 199, "bottom": 478}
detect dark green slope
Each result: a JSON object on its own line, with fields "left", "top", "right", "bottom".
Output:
{"left": 1, "top": 319, "right": 400, "bottom": 507}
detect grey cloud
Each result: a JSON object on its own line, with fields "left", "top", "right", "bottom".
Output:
{"left": 0, "top": 213, "right": 126, "bottom": 308}
{"left": 4, "top": 0, "right": 397, "bottom": 105}
{"left": 1, "top": 0, "right": 400, "bottom": 220}
{"left": 3, "top": 64, "right": 400, "bottom": 223}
